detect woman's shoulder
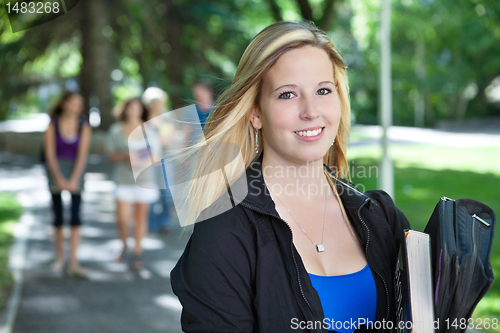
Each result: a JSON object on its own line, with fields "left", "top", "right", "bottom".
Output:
{"left": 363, "top": 189, "right": 411, "bottom": 230}
{"left": 190, "top": 199, "right": 257, "bottom": 245}
{"left": 362, "top": 189, "right": 399, "bottom": 217}
{"left": 364, "top": 190, "right": 396, "bottom": 209}
{"left": 184, "top": 204, "right": 257, "bottom": 274}
{"left": 197, "top": 199, "right": 253, "bottom": 230}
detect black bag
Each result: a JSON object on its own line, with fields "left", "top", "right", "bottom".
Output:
{"left": 424, "top": 197, "right": 496, "bottom": 333}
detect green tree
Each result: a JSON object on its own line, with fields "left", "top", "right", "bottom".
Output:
{"left": 0, "top": 0, "right": 347, "bottom": 128}
{"left": 350, "top": 0, "right": 500, "bottom": 127}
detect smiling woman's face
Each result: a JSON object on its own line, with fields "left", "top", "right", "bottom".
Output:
{"left": 252, "top": 45, "right": 341, "bottom": 165}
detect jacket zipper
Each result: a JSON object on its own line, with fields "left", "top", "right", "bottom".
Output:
{"left": 455, "top": 215, "right": 478, "bottom": 315}
{"left": 356, "top": 198, "right": 391, "bottom": 325}
{"left": 238, "top": 203, "right": 313, "bottom": 312}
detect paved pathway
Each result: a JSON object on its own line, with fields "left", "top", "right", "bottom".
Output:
{"left": 0, "top": 152, "right": 187, "bottom": 333}
{"left": 350, "top": 125, "right": 500, "bottom": 147}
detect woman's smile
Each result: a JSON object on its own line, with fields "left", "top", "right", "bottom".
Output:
{"left": 294, "top": 126, "right": 325, "bottom": 141}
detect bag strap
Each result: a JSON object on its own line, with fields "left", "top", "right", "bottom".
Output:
{"left": 53, "top": 117, "right": 58, "bottom": 135}
{"left": 78, "top": 117, "right": 84, "bottom": 134}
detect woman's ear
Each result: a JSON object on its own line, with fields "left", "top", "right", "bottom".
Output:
{"left": 250, "top": 107, "right": 262, "bottom": 130}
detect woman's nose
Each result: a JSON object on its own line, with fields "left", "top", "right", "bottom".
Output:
{"left": 300, "top": 95, "right": 319, "bottom": 120}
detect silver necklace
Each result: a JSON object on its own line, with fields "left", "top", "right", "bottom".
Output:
{"left": 268, "top": 183, "right": 327, "bottom": 253}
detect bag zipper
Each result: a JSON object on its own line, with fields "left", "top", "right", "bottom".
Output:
{"left": 473, "top": 214, "right": 491, "bottom": 227}
{"left": 356, "top": 198, "right": 391, "bottom": 326}
{"left": 454, "top": 214, "right": 478, "bottom": 316}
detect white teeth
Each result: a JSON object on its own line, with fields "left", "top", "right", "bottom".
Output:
{"left": 296, "top": 128, "right": 323, "bottom": 137}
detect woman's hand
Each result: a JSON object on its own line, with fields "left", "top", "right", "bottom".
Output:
{"left": 55, "top": 178, "right": 70, "bottom": 192}
{"left": 67, "top": 178, "right": 80, "bottom": 194}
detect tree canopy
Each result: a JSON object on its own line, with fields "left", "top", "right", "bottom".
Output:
{"left": 0, "top": 0, "right": 499, "bottom": 129}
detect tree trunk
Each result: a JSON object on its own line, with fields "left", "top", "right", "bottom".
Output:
{"left": 79, "top": 0, "right": 113, "bottom": 130}
{"left": 425, "top": 97, "right": 436, "bottom": 127}
{"left": 165, "top": 1, "right": 185, "bottom": 110}
{"left": 414, "top": 40, "right": 425, "bottom": 127}
{"left": 266, "top": 0, "right": 283, "bottom": 21}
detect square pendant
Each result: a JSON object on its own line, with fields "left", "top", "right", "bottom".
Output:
{"left": 316, "top": 244, "right": 325, "bottom": 252}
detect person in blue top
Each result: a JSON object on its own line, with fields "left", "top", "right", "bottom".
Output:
{"left": 182, "top": 79, "right": 214, "bottom": 149}
{"left": 192, "top": 79, "right": 214, "bottom": 130}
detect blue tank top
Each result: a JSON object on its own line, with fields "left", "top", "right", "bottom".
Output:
{"left": 308, "top": 264, "right": 377, "bottom": 333}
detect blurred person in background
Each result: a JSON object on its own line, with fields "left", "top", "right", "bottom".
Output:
{"left": 43, "top": 91, "right": 91, "bottom": 278}
{"left": 106, "top": 98, "right": 160, "bottom": 269}
{"left": 142, "top": 87, "right": 176, "bottom": 235}
{"left": 191, "top": 79, "right": 214, "bottom": 131}
{"left": 182, "top": 79, "right": 214, "bottom": 147}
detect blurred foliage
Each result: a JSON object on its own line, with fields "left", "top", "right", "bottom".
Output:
{"left": 0, "top": 0, "right": 499, "bottom": 127}
{"left": 0, "top": 192, "right": 22, "bottom": 312}
{"left": 349, "top": 0, "right": 500, "bottom": 126}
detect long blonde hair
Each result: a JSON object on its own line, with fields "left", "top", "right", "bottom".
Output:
{"left": 182, "top": 21, "right": 351, "bottom": 226}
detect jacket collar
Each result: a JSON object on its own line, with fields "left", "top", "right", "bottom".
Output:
{"left": 240, "top": 153, "right": 369, "bottom": 214}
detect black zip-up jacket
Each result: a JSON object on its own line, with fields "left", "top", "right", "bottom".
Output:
{"left": 171, "top": 154, "right": 410, "bottom": 332}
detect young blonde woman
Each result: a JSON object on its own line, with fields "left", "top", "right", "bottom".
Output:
{"left": 44, "top": 92, "right": 91, "bottom": 277}
{"left": 171, "top": 21, "right": 410, "bottom": 333}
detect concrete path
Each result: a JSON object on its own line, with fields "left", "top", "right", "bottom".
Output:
{"left": 0, "top": 152, "right": 187, "bottom": 333}
{"left": 350, "top": 125, "right": 500, "bottom": 147}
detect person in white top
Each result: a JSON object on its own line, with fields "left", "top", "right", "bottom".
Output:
{"left": 106, "top": 98, "right": 160, "bottom": 269}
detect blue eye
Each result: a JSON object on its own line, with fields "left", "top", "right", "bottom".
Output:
{"left": 317, "top": 88, "right": 332, "bottom": 95}
{"left": 279, "top": 91, "right": 294, "bottom": 99}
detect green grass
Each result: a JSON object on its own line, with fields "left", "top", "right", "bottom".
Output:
{"left": 348, "top": 144, "right": 500, "bottom": 176}
{"left": 349, "top": 154, "right": 500, "bottom": 332}
{"left": 0, "top": 192, "right": 22, "bottom": 312}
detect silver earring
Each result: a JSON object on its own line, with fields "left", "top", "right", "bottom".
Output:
{"left": 255, "top": 128, "right": 259, "bottom": 154}
{"left": 331, "top": 139, "right": 335, "bottom": 146}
